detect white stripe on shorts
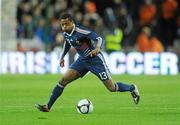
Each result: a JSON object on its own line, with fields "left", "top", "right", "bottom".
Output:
{"left": 97, "top": 53, "right": 112, "bottom": 79}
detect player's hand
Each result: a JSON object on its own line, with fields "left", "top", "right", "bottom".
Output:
{"left": 60, "top": 58, "right": 65, "bottom": 67}
{"left": 90, "top": 47, "right": 100, "bottom": 57}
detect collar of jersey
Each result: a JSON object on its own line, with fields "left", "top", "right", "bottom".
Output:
{"left": 65, "top": 24, "right": 75, "bottom": 36}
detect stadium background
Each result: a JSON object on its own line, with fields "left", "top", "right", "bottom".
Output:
{"left": 1, "top": 0, "right": 180, "bottom": 74}
{"left": 0, "top": 0, "right": 180, "bottom": 125}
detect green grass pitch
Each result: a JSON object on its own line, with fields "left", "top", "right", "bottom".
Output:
{"left": 0, "top": 74, "right": 180, "bottom": 125}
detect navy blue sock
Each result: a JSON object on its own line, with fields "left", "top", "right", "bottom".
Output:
{"left": 47, "top": 83, "right": 64, "bottom": 109}
{"left": 115, "top": 82, "right": 134, "bottom": 92}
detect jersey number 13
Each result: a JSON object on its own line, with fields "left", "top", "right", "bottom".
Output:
{"left": 99, "top": 72, "right": 108, "bottom": 80}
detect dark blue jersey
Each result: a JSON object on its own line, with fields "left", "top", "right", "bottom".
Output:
{"left": 61, "top": 24, "right": 104, "bottom": 58}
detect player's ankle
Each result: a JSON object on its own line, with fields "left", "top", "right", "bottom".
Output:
{"left": 130, "top": 84, "right": 135, "bottom": 92}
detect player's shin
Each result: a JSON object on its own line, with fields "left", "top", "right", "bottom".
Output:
{"left": 47, "top": 82, "right": 64, "bottom": 109}
{"left": 115, "top": 82, "right": 134, "bottom": 92}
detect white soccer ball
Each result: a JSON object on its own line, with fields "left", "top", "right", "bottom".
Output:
{"left": 77, "top": 99, "right": 93, "bottom": 114}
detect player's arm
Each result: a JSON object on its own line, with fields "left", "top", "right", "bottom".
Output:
{"left": 88, "top": 32, "right": 104, "bottom": 56}
{"left": 60, "top": 40, "right": 71, "bottom": 67}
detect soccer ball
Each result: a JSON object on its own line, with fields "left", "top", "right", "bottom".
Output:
{"left": 76, "top": 99, "right": 93, "bottom": 114}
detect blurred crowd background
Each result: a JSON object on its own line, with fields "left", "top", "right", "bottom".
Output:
{"left": 14, "top": 0, "right": 180, "bottom": 55}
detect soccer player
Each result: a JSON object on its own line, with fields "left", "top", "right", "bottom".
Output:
{"left": 35, "top": 13, "right": 140, "bottom": 112}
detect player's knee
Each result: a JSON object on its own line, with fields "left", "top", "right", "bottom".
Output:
{"left": 103, "top": 81, "right": 116, "bottom": 92}
{"left": 59, "top": 78, "right": 69, "bottom": 86}
{"left": 107, "top": 87, "right": 116, "bottom": 92}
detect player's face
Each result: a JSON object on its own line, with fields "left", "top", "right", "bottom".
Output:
{"left": 60, "top": 18, "right": 74, "bottom": 33}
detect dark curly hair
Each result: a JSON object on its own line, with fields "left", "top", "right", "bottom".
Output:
{"left": 60, "top": 13, "right": 73, "bottom": 21}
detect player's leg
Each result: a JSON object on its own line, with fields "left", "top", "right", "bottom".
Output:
{"left": 89, "top": 53, "right": 140, "bottom": 104}
{"left": 35, "top": 69, "right": 81, "bottom": 112}
{"left": 90, "top": 68, "right": 136, "bottom": 93}
{"left": 102, "top": 79, "right": 140, "bottom": 104}
{"left": 35, "top": 58, "right": 89, "bottom": 112}
{"left": 102, "top": 79, "right": 134, "bottom": 92}
{"left": 87, "top": 53, "right": 134, "bottom": 92}
{"left": 46, "top": 68, "right": 81, "bottom": 110}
